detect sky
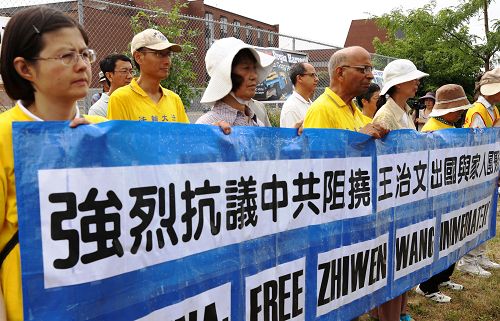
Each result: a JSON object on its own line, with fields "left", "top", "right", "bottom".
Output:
{"left": 204, "top": 0, "right": 500, "bottom": 50}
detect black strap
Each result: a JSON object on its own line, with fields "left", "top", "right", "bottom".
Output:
{"left": 0, "top": 231, "right": 19, "bottom": 267}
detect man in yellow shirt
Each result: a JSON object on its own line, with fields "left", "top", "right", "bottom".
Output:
{"left": 107, "top": 29, "right": 189, "bottom": 123}
{"left": 303, "top": 46, "right": 388, "bottom": 321}
{"left": 303, "top": 46, "right": 387, "bottom": 138}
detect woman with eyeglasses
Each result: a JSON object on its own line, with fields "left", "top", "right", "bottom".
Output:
{"left": 0, "top": 7, "right": 106, "bottom": 320}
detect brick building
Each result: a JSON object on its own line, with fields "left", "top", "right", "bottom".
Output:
{"left": 0, "top": 0, "right": 279, "bottom": 90}
{"left": 344, "top": 18, "right": 387, "bottom": 53}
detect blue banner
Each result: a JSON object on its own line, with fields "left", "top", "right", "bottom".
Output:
{"left": 13, "top": 122, "right": 499, "bottom": 320}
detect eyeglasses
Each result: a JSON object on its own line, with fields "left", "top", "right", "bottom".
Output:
{"left": 341, "top": 65, "right": 373, "bottom": 74}
{"left": 31, "top": 48, "right": 96, "bottom": 66}
{"left": 140, "top": 50, "right": 172, "bottom": 58}
{"left": 113, "top": 68, "right": 135, "bottom": 75}
{"left": 301, "top": 72, "right": 318, "bottom": 78}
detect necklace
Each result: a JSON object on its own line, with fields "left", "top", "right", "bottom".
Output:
{"left": 433, "top": 116, "right": 455, "bottom": 127}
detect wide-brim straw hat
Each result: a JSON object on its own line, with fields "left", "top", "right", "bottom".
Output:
{"left": 479, "top": 67, "right": 500, "bottom": 96}
{"left": 429, "top": 84, "right": 471, "bottom": 117}
{"left": 380, "top": 59, "right": 428, "bottom": 95}
{"left": 200, "top": 37, "right": 275, "bottom": 105}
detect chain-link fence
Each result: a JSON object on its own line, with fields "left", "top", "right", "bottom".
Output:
{"left": 0, "top": 0, "right": 396, "bottom": 122}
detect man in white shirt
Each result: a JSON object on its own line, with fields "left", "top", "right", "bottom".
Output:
{"left": 280, "top": 62, "right": 318, "bottom": 127}
{"left": 88, "top": 54, "right": 134, "bottom": 117}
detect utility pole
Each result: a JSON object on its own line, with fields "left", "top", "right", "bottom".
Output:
{"left": 483, "top": 0, "right": 490, "bottom": 71}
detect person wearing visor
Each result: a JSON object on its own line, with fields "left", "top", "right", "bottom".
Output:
{"left": 370, "top": 58, "right": 429, "bottom": 321}
{"left": 91, "top": 71, "right": 109, "bottom": 105}
{"left": 372, "top": 59, "right": 428, "bottom": 131}
{"left": 107, "top": 28, "right": 189, "bottom": 123}
{"left": 196, "top": 37, "right": 275, "bottom": 127}
{"left": 415, "top": 84, "right": 469, "bottom": 303}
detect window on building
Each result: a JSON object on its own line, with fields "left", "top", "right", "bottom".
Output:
{"left": 256, "top": 28, "right": 262, "bottom": 46}
{"left": 233, "top": 20, "right": 241, "bottom": 39}
{"left": 220, "top": 16, "right": 228, "bottom": 38}
{"left": 246, "top": 24, "right": 252, "bottom": 44}
{"left": 268, "top": 32, "right": 274, "bottom": 46}
{"left": 205, "top": 12, "right": 214, "bottom": 49}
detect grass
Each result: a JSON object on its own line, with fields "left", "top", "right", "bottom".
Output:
{"left": 359, "top": 205, "right": 500, "bottom": 321}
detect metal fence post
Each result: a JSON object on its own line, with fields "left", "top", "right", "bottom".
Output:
{"left": 77, "top": 0, "right": 84, "bottom": 26}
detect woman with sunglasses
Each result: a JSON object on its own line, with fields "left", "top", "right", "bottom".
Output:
{"left": 0, "top": 7, "right": 106, "bottom": 320}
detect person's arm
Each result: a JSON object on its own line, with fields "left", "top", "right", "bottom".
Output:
{"left": 371, "top": 112, "right": 394, "bottom": 131}
{"left": 0, "top": 284, "right": 6, "bottom": 321}
{"left": 463, "top": 108, "right": 486, "bottom": 128}
{"left": 359, "top": 123, "right": 389, "bottom": 139}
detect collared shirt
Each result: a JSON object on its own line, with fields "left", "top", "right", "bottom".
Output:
{"left": 421, "top": 117, "right": 454, "bottom": 132}
{"left": 280, "top": 91, "right": 311, "bottom": 128}
{"left": 463, "top": 96, "right": 499, "bottom": 128}
{"left": 372, "top": 97, "right": 416, "bottom": 130}
{"left": 0, "top": 103, "right": 106, "bottom": 321}
{"left": 107, "top": 78, "right": 189, "bottom": 123}
{"left": 303, "top": 87, "right": 371, "bottom": 131}
{"left": 196, "top": 100, "right": 264, "bottom": 127}
{"left": 88, "top": 92, "right": 109, "bottom": 117}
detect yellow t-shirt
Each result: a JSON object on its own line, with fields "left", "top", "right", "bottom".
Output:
{"left": 107, "top": 78, "right": 190, "bottom": 123}
{"left": 0, "top": 104, "right": 106, "bottom": 321}
{"left": 303, "top": 87, "right": 371, "bottom": 130}
{"left": 421, "top": 117, "right": 453, "bottom": 132}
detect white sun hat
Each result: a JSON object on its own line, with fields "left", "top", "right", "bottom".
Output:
{"left": 130, "top": 29, "right": 182, "bottom": 55}
{"left": 429, "top": 84, "right": 472, "bottom": 117}
{"left": 380, "top": 59, "right": 429, "bottom": 95}
{"left": 479, "top": 67, "right": 500, "bottom": 96}
{"left": 200, "top": 37, "right": 275, "bottom": 105}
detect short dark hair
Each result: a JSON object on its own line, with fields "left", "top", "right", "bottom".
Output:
{"left": 289, "top": 62, "right": 307, "bottom": 86}
{"left": 0, "top": 6, "right": 88, "bottom": 105}
{"left": 230, "top": 49, "right": 257, "bottom": 92}
{"left": 356, "top": 83, "right": 380, "bottom": 107}
{"left": 100, "top": 54, "right": 132, "bottom": 86}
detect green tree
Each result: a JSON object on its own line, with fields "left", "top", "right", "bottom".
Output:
{"left": 374, "top": 0, "right": 500, "bottom": 97}
{"left": 130, "top": 0, "right": 198, "bottom": 108}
